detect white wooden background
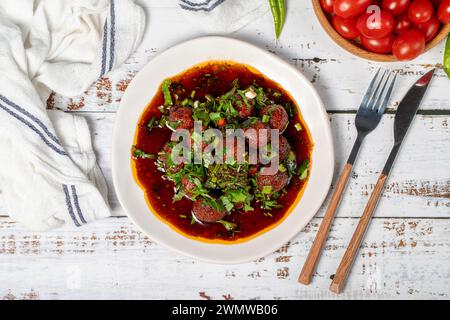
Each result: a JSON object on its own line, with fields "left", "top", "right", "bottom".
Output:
{"left": 1, "top": 0, "right": 449, "bottom": 300}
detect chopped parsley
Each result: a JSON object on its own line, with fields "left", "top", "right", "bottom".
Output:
{"left": 132, "top": 146, "right": 156, "bottom": 159}
{"left": 147, "top": 117, "right": 158, "bottom": 131}
{"left": 217, "top": 220, "right": 237, "bottom": 231}
{"left": 298, "top": 160, "right": 309, "bottom": 180}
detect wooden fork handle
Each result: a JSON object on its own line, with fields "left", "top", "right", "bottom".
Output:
{"left": 329, "top": 173, "right": 388, "bottom": 294}
{"left": 298, "top": 163, "right": 353, "bottom": 285}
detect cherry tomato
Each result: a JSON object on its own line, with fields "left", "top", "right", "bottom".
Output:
{"left": 416, "top": 15, "right": 441, "bottom": 41}
{"left": 334, "top": 0, "right": 372, "bottom": 18}
{"left": 357, "top": 9, "right": 395, "bottom": 38}
{"left": 320, "top": 0, "right": 336, "bottom": 13}
{"left": 408, "top": 0, "right": 434, "bottom": 24}
{"left": 332, "top": 15, "right": 360, "bottom": 39}
{"left": 392, "top": 29, "right": 426, "bottom": 60}
{"left": 438, "top": 0, "right": 450, "bottom": 23}
{"left": 395, "top": 12, "right": 413, "bottom": 33}
{"left": 361, "top": 33, "right": 396, "bottom": 53}
{"left": 382, "top": 0, "right": 411, "bottom": 16}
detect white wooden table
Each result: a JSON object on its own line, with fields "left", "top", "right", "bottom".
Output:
{"left": 1, "top": 0, "right": 449, "bottom": 300}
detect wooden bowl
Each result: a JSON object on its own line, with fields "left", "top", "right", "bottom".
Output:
{"left": 312, "top": 0, "right": 450, "bottom": 62}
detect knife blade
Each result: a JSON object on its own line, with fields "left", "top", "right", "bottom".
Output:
{"left": 382, "top": 68, "right": 435, "bottom": 175}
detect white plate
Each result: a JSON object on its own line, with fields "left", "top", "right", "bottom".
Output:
{"left": 112, "top": 36, "right": 334, "bottom": 264}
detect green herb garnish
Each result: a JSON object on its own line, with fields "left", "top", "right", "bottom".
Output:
{"left": 221, "top": 196, "right": 234, "bottom": 212}
{"left": 162, "top": 79, "right": 173, "bottom": 106}
{"left": 284, "top": 103, "right": 296, "bottom": 118}
{"left": 217, "top": 220, "right": 237, "bottom": 231}
{"left": 261, "top": 200, "right": 281, "bottom": 210}
{"left": 262, "top": 185, "right": 272, "bottom": 194}
{"left": 132, "top": 146, "right": 156, "bottom": 159}
{"left": 298, "top": 160, "right": 309, "bottom": 180}
{"left": 209, "top": 112, "right": 222, "bottom": 122}
{"left": 147, "top": 117, "right": 158, "bottom": 131}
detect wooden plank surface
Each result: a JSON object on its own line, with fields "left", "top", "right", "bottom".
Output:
{"left": 1, "top": 0, "right": 449, "bottom": 300}
{"left": 1, "top": 217, "right": 449, "bottom": 299}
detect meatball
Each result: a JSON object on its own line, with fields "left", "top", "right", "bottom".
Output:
{"left": 181, "top": 176, "right": 205, "bottom": 199}
{"left": 159, "top": 142, "right": 184, "bottom": 174}
{"left": 263, "top": 136, "right": 290, "bottom": 165}
{"left": 259, "top": 105, "right": 289, "bottom": 133}
{"left": 181, "top": 176, "right": 196, "bottom": 198}
{"left": 225, "top": 139, "right": 247, "bottom": 163}
{"left": 192, "top": 198, "right": 226, "bottom": 223}
{"left": 276, "top": 136, "right": 291, "bottom": 162}
{"left": 168, "top": 106, "right": 194, "bottom": 130}
{"left": 256, "top": 168, "right": 289, "bottom": 193}
{"left": 244, "top": 119, "right": 271, "bottom": 148}
{"left": 234, "top": 93, "right": 255, "bottom": 120}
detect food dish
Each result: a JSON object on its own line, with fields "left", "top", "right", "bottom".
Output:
{"left": 131, "top": 62, "right": 313, "bottom": 242}
{"left": 112, "top": 37, "right": 334, "bottom": 263}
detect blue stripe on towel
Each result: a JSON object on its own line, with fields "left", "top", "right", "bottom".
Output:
{"left": 0, "top": 102, "right": 67, "bottom": 156}
{"left": 100, "top": 18, "right": 108, "bottom": 77}
{"left": 63, "top": 184, "right": 81, "bottom": 227}
{"left": 181, "top": 0, "right": 216, "bottom": 6}
{"left": 71, "top": 185, "right": 87, "bottom": 224}
{"left": 0, "top": 95, "right": 62, "bottom": 146}
{"left": 180, "top": 0, "right": 225, "bottom": 12}
{"left": 108, "top": 0, "right": 116, "bottom": 72}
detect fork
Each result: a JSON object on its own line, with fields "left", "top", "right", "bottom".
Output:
{"left": 298, "top": 69, "right": 397, "bottom": 285}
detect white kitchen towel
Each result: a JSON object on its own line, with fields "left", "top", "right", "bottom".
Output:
{"left": 0, "top": 0, "right": 145, "bottom": 231}
{"left": 179, "top": 0, "right": 269, "bottom": 33}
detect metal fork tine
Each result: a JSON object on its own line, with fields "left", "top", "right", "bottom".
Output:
{"left": 368, "top": 70, "right": 389, "bottom": 110}
{"left": 359, "top": 68, "right": 381, "bottom": 109}
{"left": 372, "top": 71, "right": 392, "bottom": 111}
{"left": 378, "top": 73, "right": 397, "bottom": 114}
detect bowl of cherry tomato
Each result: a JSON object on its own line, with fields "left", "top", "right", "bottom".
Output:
{"left": 312, "top": 0, "right": 450, "bottom": 61}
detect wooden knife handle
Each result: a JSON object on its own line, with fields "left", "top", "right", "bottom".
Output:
{"left": 329, "top": 173, "right": 388, "bottom": 294}
{"left": 298, "top": 163, "right": 353, "bottom": 285}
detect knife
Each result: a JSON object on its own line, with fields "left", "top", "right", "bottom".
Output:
{"left": 329, "top": 69, "right": 436, "bottom": 294}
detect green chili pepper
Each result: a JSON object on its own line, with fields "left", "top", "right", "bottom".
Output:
{"left": 269, "top": 0, "right": 286, "bottom": 39}
{"left": 444, "top": 34, "right": 450, "bottom": 79}
{"left": 277, "top": 0, "right": 285, "bottom": 37}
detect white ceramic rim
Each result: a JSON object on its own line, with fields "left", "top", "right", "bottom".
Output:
{"left": 112, "top": 36, "right": 334, "bottom": 264}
